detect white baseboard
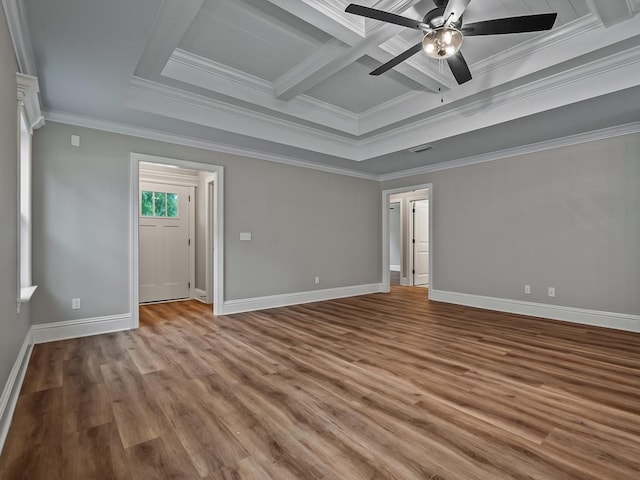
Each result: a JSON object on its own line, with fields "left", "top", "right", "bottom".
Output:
{"left": 32, "top": 313, "right": 132, "bottom": 344}
{"left": 0, "top": 328, "right": 33, "bottom": 455}
{"left": 223, "top": 283, "right": 383, "bottom": 315}
{"left": 193, "top": 288, "right": 209, "bottom": 303}
{"left": 429, "top": 289, "right": 640, "bottom": 333}
{"left": 390, "top": 265, "right": 401, "bottom": 272}
{"left": 400, "top": 277, "right": 409, "bottom": 286}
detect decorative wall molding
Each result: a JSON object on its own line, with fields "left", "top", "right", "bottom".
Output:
{"left": 139, "top": 165, "right": 200, "bottom": 187}
{"left": 222, "top": 283, "right": 383, "bottom": 315}
{"left": 193, "top": 288, "right": 208, "bottom": 303}
{"left": 1, "top": 0, "right": 37, "bottom": 75}
{"left": 380, "top": 121, "right": 640, "bottom": 181}
{"left": 31, "top": 314, "right": 131, "bottom": 344}
{"left": 44, "top": 110, "right": 378, "bottom": 180}
{"left": 0, "top": 328, "right": 33, "bottom": 454}
{"left": 125, "top": 77, "right": 359, "bottom": 159}
{"left": 163, "top": 49, "right": 359, "bottom": 134}
{"left": 362, "top": 41, "right": 640, "bottom": 158}
{"left": 429, "top": 290, "right": 640, "bottom": 333}
{"left": 16, "top": 73, "right": 43, "bottom": 131}
{"left": 470, "top": 14, "right": 602, "bottom": 78}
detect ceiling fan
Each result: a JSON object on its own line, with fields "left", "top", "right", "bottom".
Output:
{"left": 345, "top": 0, "right": 557, "bottom": 84}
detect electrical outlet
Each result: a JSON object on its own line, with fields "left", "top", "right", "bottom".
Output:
{"left": 547, "top": 287, "right": 556, "bottom": 298}
{"left": 524, "top": 285, "right": 531, "bottom": 294}
{"left": 72, "top": 298, "right": 81, "bottom": 310}
{"left": 314, "top": 276, "right": 320, "bottom": 284}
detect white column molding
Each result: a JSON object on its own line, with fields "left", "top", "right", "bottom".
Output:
{"left": 16, "top": 73, "right": 44, "bottom": 131}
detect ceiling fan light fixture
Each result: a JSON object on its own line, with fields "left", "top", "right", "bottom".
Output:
{"left": 422, "top": 27, "right": 463, "bottom": 59}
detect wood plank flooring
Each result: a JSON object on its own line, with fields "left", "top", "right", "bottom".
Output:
{"left": 2, "top": 287, "right": 640, "bottom": 479}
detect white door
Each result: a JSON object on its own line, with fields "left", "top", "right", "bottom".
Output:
{"left": 412, "top": 199, "right": 429, "bottom": 286}
{"left": 139, "top": 182, "right": 191, "bottom": 303}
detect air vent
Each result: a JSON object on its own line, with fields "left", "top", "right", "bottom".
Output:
{"left": 408, "top": 143, "right": 433, "bottom": 153}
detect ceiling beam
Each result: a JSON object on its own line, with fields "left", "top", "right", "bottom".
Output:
{"left": 134, "top": 0, "right": 205, "bottom": 79}
{"left": 585, "top": 0, "right": 633, "bottom": 27}
{"left": 268, "top": 0, "right": 446, "bottom": 99}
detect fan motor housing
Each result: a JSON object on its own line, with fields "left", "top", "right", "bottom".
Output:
{"left": 423, "top": 7, "right": 462, "bottom": 29}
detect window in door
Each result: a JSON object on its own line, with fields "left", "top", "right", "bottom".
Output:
{"left": 141, "top": 190, "right": 179, "bottom": 218}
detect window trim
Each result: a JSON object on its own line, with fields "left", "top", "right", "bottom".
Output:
{"left": 16, "top": 73, "right": 43, "bottom": 313}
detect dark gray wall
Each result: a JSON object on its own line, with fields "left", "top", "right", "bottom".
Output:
{"left": 32, "top": 122, "right": 381, "bottom": 324}
{"left": 0, "top": 7, "right": 31, "bottom": 401}
{"left": 382, "top": 134, "right": 640, "bottom": 315}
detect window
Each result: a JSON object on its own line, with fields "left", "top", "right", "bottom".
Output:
{"left": 16, "top": 73, "right": 43, "bottom": 312}
{"left": 140, "top": 190, "right": 179, "bottom": 218}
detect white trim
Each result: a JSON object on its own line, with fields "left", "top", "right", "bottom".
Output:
{"left": 131, "top": 153, "right": 225, "bottom": 323}
{"left": 43, "top": 113, "right": 640, "bottom": 183}
{"left": 193, "top": 288, "right": 208, "bottom": 303}
{"left": 31, "top": 314, "right": 131, "bottom": 344}
{"left": 429, "top": 290, "right": 640, "bottom": 334}
{"left": 125, "top": 77, "right": 359, "bottom": 159}
{"left": 202, "top": 173, "right": 216, "bottom": 305}
{"left": 0, "top": 328, "right": 33, "bottom": 455}
{"left": 390, "top": 265, "right": 401, "bottom": 272}
{"left": 16, "top": 74, "right": 43, "bottom": 131}
{"left": 163, "top": 49, "right": 360, "bottom": 135}
{"left": 44, "top": 111, "right": 377, "bottom": 180}
{"left": 222, "top": 283, "right": 383, "bottom": 315}
{"left": 380, "top": 122, "right": 640, "bottom": 181}
{"left": 1, "top": 0, "right": 37, "bottom": 75}
{"left": 139, "top": 166, "right": 199, "bottom": 187}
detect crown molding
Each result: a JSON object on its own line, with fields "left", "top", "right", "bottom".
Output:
{"left": 2, "top": 0, "right": 36, "bottom": 75}
{"left": 41, "top": 112, "right": 640, "bottom": 184}
{"left": 164, "top": 49, "right": 359, "bottom": 134}
{"left": 125, "top": 77, "right": 360, "bottom": 159}
{"left": 380, "top": 122, "right": 640, "bottom": 181}
{"left": 360, "top": 42, "right": 640, "bottom": 158}
{"left": 16, "top": 73, "right": 43, "bottom": 131}
{"left": 469, "top": 14, "right": 602, "bottom": 78}
{"left": 43, "top": 110, "right": 379, "bottom": 180}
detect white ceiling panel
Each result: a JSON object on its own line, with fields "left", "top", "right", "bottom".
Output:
{"left": 180, "top": 0, "right": 331, "bottom": 82}
{"left": 305, "top": 57, "right": 422, "bottom": 113}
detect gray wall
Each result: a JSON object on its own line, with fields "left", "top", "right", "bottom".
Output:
{"left": 382, "top": 134, "right": 640, "bottom": 315}
{"left": 32, "top": 122, "right": 381, "bottom": 324}
{"left": 0, "top": 7, "right": 31, "bottom": 402}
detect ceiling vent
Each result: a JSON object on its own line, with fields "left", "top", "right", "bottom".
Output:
{"left": 408, "top": 143, "right": 433, "bottom": 153}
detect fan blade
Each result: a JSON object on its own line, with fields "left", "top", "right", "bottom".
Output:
{"left": 345, "top": 4, "right": 425, "bottom": 30}
{"left": 370, "top": 42, "right": 424, "bottom": 76}
{"left": 461, "top": 13, "right": 557, "bottom": 35}
{"left": 443, "top": 0, "right": 470, "bottom": 25}
{"left": 446, "top": 51, "right": 472, "bottom": 84}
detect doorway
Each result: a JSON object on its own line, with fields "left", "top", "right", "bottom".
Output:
{"left": 130, "top": 153, "right": 225, "bottom": 328}
{"left": 381, "top": 184, "right": 432, "bottom": 294}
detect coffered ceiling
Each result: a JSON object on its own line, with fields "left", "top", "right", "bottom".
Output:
{"left": 14, "top": 0, "right": 640, "bottom": 177}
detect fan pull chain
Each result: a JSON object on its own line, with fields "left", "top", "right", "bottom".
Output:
{"left": 439, "top": 87, "right": 444, "bottom": 103}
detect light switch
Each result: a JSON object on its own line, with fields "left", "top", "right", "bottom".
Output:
{"left": 71, "top": 135, "right": 80, "bottom": 147}
{"left": 240, "top": 232, "right": 252, "bottom": 241}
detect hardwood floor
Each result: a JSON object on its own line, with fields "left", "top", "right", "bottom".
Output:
{"left": 2, "top": 287, "right": 640, "bottom": 479}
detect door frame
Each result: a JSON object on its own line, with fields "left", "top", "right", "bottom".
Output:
{"left": 381, "top": 183, "right": 433, "bottom": 295}
{"left": 130, "top": 153, "right": 225, "bottom": 327}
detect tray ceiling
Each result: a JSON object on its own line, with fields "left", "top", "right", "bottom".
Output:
{"left": 18, "top": 0, "right": 640, "bottom": 177}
